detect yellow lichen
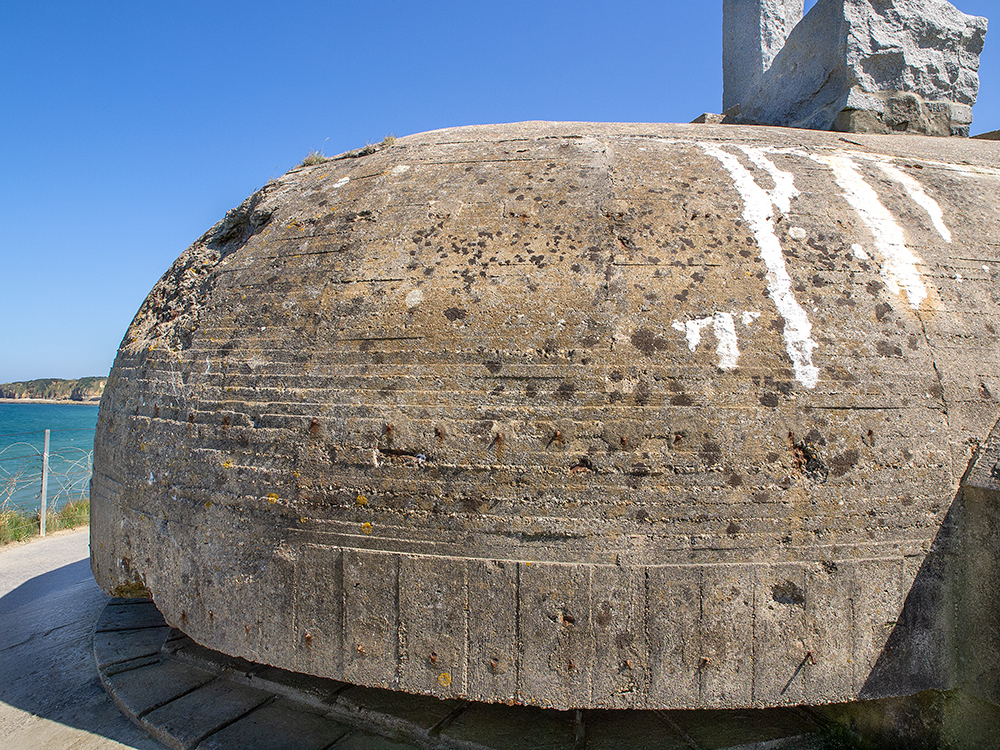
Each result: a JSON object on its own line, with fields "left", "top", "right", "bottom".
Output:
{"left": 267, "top": 493, "right": 280, "bottom": 504}
{"left": 356, "top": 494, "right": 368, "bottom": 507}
{"left": 111, "top": 582, "right": 152, "bottom": 599}
{"left": 438, "top": 672, "right": 452, "bottom": 687}
{"left": 362, "top": 522, "right": 373, "bottom": 535}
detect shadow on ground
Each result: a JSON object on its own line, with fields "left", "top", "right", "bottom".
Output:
{"left": 0, "top": 554, "right": 164, "bottom": 749}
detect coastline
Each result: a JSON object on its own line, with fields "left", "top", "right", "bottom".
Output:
{"left": 0, "top": 399, "right": 100, "bottom": 405}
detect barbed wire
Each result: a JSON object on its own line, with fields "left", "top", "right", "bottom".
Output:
{"left": 0, "top": 433, "right": 95, "bottom": 515}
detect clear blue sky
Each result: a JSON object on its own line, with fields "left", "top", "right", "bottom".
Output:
{"left": 0, "top": 0, "right": 996, "bottom": 384}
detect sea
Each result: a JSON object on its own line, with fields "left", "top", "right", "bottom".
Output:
{"left": 0, "top": 402, "right": 100, "bottom": 514}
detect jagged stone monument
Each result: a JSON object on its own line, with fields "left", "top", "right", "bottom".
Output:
{"left": 724, "top": 0, "right": 988, "bottom": 135}
{"left": 723, "top": 0, "right": 805, "bottom": 112}
{"left": 91, "top": 4, "right": 999, "bottom": 748}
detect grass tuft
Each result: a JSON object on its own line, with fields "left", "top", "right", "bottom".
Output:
{"left": 336, "top": 134, "right": 397, "bottom": 160}
{"left": 298, "top": 150, "right": 328, "bottom": 167}
{"left": 0, "top": 499, "right": 90, "bottom": 547}
{"left": 0, "top": 510, "right": 36, "bottom": 545}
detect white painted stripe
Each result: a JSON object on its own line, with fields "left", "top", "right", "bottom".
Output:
{"left": 874, "top": 161, "right": 952, "bottom": 244}
{"left": 814, "top": 154, "right": 928, "bottom": 309}
{"left": 712, "top": 312, "right": 740, "bottom": 371}
{"left": 738, "top": 146, "right": 800, "bottom": 215}
{"left": 701, "top": 145, "right": 819, "bottom": 389}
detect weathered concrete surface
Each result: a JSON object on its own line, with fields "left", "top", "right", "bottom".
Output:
{"left": 0, "top": 529, "right": 165, "bottom": 750}
{"left": 96, "top": 598, "right": 828, "bottom": 749}
{"left": 736, "top": 0, "right": 988, "bottom": 135}
{"left": 723, "top": 0, "right": 804, "bottom": 111}
{"left": 91, "top": 121, "right": 1000, "bottom": 711}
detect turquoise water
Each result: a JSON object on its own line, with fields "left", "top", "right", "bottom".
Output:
{"left": 0, "top": 402, "right": 100, "bottom": 513}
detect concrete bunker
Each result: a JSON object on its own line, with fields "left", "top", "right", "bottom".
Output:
{"left": 90, "top": 1, "right": 1000, "bottom": 746}
{"left": 91, "top": 122, "right": 1000, "bottom": 729}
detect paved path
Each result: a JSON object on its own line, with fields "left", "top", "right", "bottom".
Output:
{"left": 0, "top": 529, "right": 165, "bottom": 750}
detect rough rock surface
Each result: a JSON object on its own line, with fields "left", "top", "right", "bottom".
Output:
{"left": 91, "top": 122, "right": 1000, "bottom": 712}
{"left": 736, "top": 0, "right": 988, "bottom": 135}
{"left": 723, "top": 0, "right": 804, "bottom": 112}
{"left": 0, "top": 376, "right": 107, "bottom": 402}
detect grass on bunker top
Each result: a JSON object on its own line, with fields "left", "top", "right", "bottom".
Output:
{"left": 0, "top": 499, "right": 90, "bottom": 546}
{"left": 297, "top": 134, "right": 398, "bottom": 167}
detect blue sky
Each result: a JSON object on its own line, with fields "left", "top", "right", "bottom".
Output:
{"left": 0, "top": 0, "right": 996, "bottom": 384}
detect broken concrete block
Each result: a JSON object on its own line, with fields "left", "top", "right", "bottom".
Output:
{"left": 723, "top": 0, "right": 805, "bottom": 111}
{"left": 736, "top": 0, "right": 988, "bottom": 135}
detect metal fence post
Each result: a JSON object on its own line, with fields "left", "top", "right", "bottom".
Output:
{"left": 40, "top": 429, "right": 49, "bottom": 537}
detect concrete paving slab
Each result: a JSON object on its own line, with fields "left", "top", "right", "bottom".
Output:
{"left": 670, "top": 708, "right": 821, "bottom": 749}
{"left": 249, "top": 665, "right": 349, "bottom": 707}
{"left": 104, "top": 661, "right": 216, "bottom": 718}
{"left": 336, "top": 685, "right": 463, "bottom": 732}
{"left": 165, "top": 633, "right": 260, "bottom": 675}
{"left": 196, "top": 698, "right": 351, "bottom": 750}
{"left": 585, "top": 710, "right": 694, "bottom": 750}
{"left": 97, "top": 601, "right": 173, "bottom": 632}
{"left": 333, "top": 731, "right": 423, "bottom": 750}
{"left": 438, "top": 703, "right": 577, "bottom": 750}
{"left": 141, "top": 680, "right": 274, "bottom": 750}
{"left": 95, "top": 627, "right": 173, "bottom": 670}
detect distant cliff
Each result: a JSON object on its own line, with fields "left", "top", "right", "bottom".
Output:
{"left": 0, "top": 377, "right": 106, "bottom": 402}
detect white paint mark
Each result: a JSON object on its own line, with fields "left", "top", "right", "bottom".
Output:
{"left": 852, "top": 244, "right": 871, "bottom": 261}
{"left": 742, "top": 311, "right": 761, "bottom": 326}
{"left": 713, "top": 313, "right": 740, "bottom": 370}
{"left": 738, "top": 146, "right": 799, "bottom": 214}
{"left": 674, "top": 318, "right": 709, "bottom": 351}
{"left": 813, "top": 154, "right": 928, "bottom": 309}
{"left": 673, "top": 313, "right": 740, "bottom": 371}
{"left": 874, "top": 161, "right": 952, "bottom": 243}
{"left": 955, "top": 274, "right": 964, "bottom": 283}
{"left": 333, "top": 176, "right": 350, "bottom": 189}
{"left": 789, "top": 227, "right": 807, "bottom": 241}
{"left": 205, "top": 358, "right": 211, "bottom": 375}
{"left": 702, "top": 144, "right": 819, "bottom": 389}
{"left": 391, "top": 165, "right": 411, "bottom": 176}
{"left": 148, "top": 471, "right": 154, "bottom": 486}
{"left": 405, "top": 288, "right": 424, "bottom": 308}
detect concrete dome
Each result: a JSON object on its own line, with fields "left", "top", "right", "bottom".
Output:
{"left": 91, "top": 122, "right": 1000, "bottom": 711}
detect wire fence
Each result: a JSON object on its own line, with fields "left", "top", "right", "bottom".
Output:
{"left": 0, "top": 428, "right": 94, "bottom": 532}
